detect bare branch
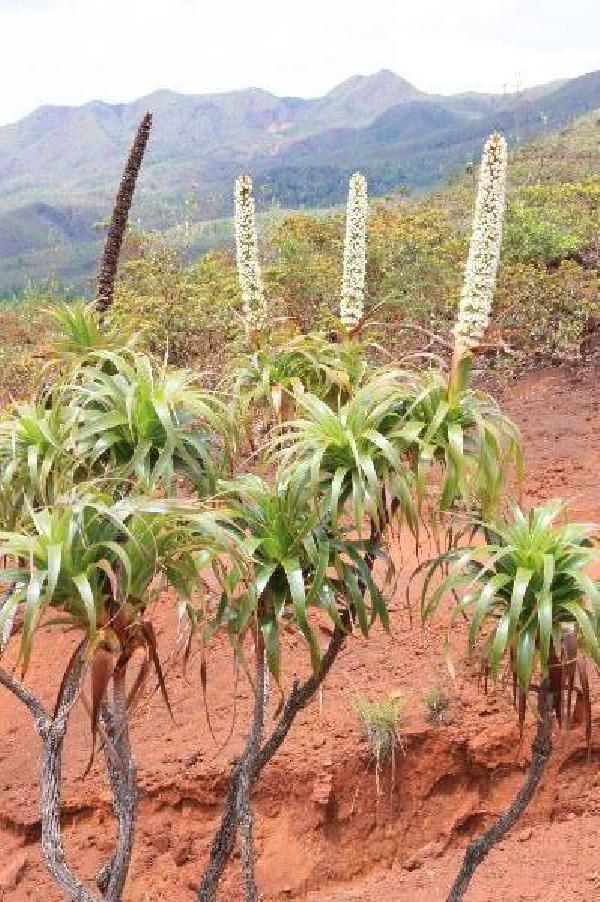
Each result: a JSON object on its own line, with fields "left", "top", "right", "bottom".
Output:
{"left": 447, "top": 683, "right": 554, "bottom": 901}
{"left": 198, "top": 510, "right": 379, "bottom": 900}
{"left": 197, "top": 616, "right": 349, "bottom": 901}
{"left": 254, "top": 618, "right": 348, "bottom": 777}
{"left": 389, "top": 321, "right": 454, "bottom": 351}
{"left": 40, "top": 643, "right": 101, "bottom": 901}
{"left": 0, "top": 665, "right": 50, "bottom": 733}
{"left": 238, "top": 635, "right": 266, "bottom": 901}
{"left": 96, "top": 667, "right": 138, "bottom": 902}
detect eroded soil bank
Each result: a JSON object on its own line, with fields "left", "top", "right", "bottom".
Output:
{"left": 1, "top": 365, "right": 599, "bottom": 901}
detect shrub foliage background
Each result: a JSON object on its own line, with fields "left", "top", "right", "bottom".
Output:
{"left": 0, "top": 112, "right": 598, "bottom": 398}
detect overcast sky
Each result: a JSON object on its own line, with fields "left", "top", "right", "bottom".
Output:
{"left": 1, "top": 0, "right": 598, "bottom": 126}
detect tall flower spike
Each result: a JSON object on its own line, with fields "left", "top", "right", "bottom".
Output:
{"left": 234, "top": 174, "right": 267, "bottom": 338}
{"left": 340, "top": 172, "right": 368, "bottom": 331}
{"left": 453, "top": 133, "right": 507, "bottom": 359}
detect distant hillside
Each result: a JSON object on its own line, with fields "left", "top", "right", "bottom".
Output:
{"left": 0, "top": 68, "right": 598, "bottom": 296}
{"left": 256, "top": 71, "right": 600, "bottom": 203}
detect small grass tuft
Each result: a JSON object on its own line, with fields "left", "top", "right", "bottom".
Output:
{"left": 356, "top": 695, "right": 404, "bottom": 795}
{"left": 424, "top": 686, "right": 450, "bottom": 724}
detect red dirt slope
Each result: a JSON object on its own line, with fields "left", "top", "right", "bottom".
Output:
{"left": 0, "top": 365, "right": 599, "bottom": 901}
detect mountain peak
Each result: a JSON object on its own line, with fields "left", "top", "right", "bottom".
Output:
{"left": 370, "top": 68, "right": 416, "bottom": 87}
{"left": 326, "top": 69, "right": 422, "bottom": 102}
{"left": 304, "top": 70, "right": 423, "bottom": 131}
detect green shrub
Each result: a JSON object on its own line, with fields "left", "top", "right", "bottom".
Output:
{"left": 111, "top": 245, "right": 241, "bottom": 367}
{"left": 422, "top": 499, "right": 600, "bottom": 734}
{"left": 504, "top": 200, "right": 586, "bottom": 265}
{"left": 494, "top": 260, "right": 599, "bottom": 359}
{"left": 265, "top": 214, "right": 342, "bottom": 332}
{"left": 0, "top": 298, "right": 56, "bottom": 401}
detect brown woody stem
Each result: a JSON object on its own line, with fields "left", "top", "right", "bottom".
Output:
{"left": 38, "top": 644, "right": 100, "bottom": 900}
{"left": 197, "top": 512, "right": 383, "bottom": 900}
{"left": 238, "top": 632, "right": 266, "bottom": 901}
{"left": 447, "top": 680, "right": 554, "bottom": 901}
{"left": 197, "top": 615, "right": 350, "bottom": 900}
{"left": 3, "top": 647, "right": 97, "bottom": 900}
{"left": 0, "top": 666, "right": 50, "bottom": 731}
{"left": 96, "top": 666, "right": 138, "bottom": 901}
{"left": 1, "top": 652, "right": 139, "bottom": 901}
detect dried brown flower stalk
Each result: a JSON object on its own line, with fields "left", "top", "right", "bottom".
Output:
{"left": 96, "top": 112, "right": 153, "bottom": 314}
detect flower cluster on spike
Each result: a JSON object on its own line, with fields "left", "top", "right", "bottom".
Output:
{"left": 453, "top": 133, "right": 507, "bottom": 354}
{"left": 340, "top": 172, "right": 368, "bottom": 331}
{"left": 234, "top": 174, "right": 267, "bottom": 336}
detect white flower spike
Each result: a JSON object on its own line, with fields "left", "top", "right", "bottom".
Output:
{"left": 340, "top": 172, "right": 368, "bottom": 331}
{"left": 453, "top": 133, "right": 507, "bottom": 356}
{"left": 234, "top": 174, "right": 267, "bottom": 337}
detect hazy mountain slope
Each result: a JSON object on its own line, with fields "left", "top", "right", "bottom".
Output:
{"left": 254, "top": 71, "right": 600, "bottom": 199}
{"left": 291, "top": 69, "right": 425, "bottom": 133}
{"left": 0, "top": 71, "right": 422, "bottom": 213}
{"left": 0, "top": 202, "right": 100, "bottom": 256}
{"left": 0, "top": 90, "right": 286, "bottom": 215}
{"left": 0, "top": 68, "right": 598, "bottom": 295}
{"left": 2, "top": 69, "right": 597, "bottom": 219}
{"left": 526, "top": 69, "right": 600, "bottom": 122}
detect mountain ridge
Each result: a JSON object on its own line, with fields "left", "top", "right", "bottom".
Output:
{"left": 0, "top": 67, "right": 598, "bottom": 295}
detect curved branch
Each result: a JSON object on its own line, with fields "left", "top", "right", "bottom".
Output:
{"left": 1, "top": 648, "right": 100, "bottom": 899}
{"left": 238, "top": 634, "right": 266, "bottom": 901}
{"left": 96, "top": 667, "right": 138, "bottom": 902}
{"left": 40, "top": 643, "right": 101, "bottom": 901}
{"left": 447, "top": 683, "right": 554, "bottom": 901}
{"left": 197, "top": 521, "right": 381, "bottom": 899}
{"left": 254, "top": 618, "right": 348, "bottom": 777}
{"left": 0, "top": 666, "right": 50, "bottom": 733}
{"left": 197, "top": 616, "right": 349, "bottom": 901}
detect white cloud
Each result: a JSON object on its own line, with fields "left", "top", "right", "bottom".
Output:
{"left": 0, "top": 0, "right": 598, "bottom": 125}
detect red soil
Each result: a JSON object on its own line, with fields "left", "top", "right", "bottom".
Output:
{"left": 1, "top": 365, "right": 600, "bottom": 901}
